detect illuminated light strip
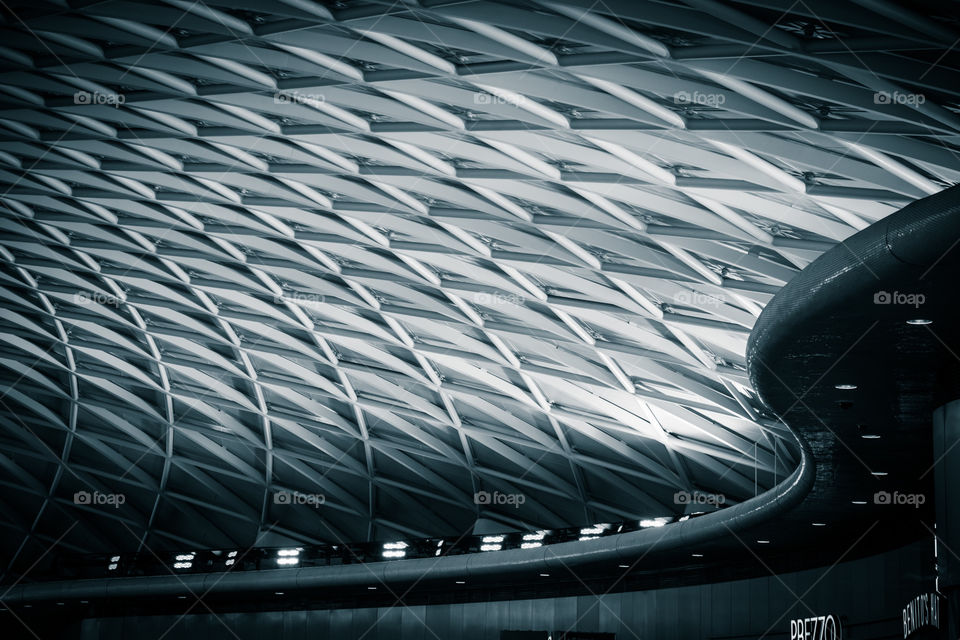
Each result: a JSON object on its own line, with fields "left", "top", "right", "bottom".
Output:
{"left": 274, "top": 44, "right": 365, "bottom": 81}
{"left": 465, "top": 184, "right": 533, "bottom": 222}
{"left": 471, "top": 82, "right": 570, "bottom": 128}
{"left": 598, "top": 351, "right": 635, "bottom": 393}
{"left": 816, "top": 202, "right": 869, "bottom": 231}
{"left": 480, "top": 138, "right": 562, "bottom": 180}
{"left": 687, "top": 192, "right": 774, "bottom": 244}
{"left": 499, "top": 264, "right": 548, "bottom": 301}
{"left": 576, "top": 75, "right": 685, "bottom": 128}
{"left": 836, "top": 139, "right": 942, "bottom": 195}
{"left": 447, "top": 17, "right": 558, "bottom": 66}
{"left": 568, "top": 186, "right": 646, "bottom": 232}
{"left": 706, "top": 140, "right": 806, "bottom": 194}
{"left": 275, "top": 177, "right": 333, "bottom": 209}
{"left": 361, "top": 31, "right": 457, "bottom": 74}
{"left": 545, "top": 4, "right": 670, "bottom": 57}
{"left": 520, "top": 372, "right": 551, "bottom": 411}
{"left": 290, "top": 140, "right": 360, "bottom": 173}
{"left": 384, "top": 139, "right": 457, "bottom": 176}
{"left": 367, "top": 179, "right": 430, "bottom": 214}
{"left": 583, "top": 137, "right": 676, "bottom": 185}
{"left": 553, "top": 308, "right": 596, "bottom": 346}
{"left": 608, "top": 277, "right": 664, "bottom": 319}
{"left": 658, "top": 241, "right": 724, "bottom": 286}
{"left": 544, "top": 230, "right": 602, "bottom": 269}
{"left": 381, "top": 90, "right": 466, "bottom": 130}
{"left": 664, "top": 324, "right": 718, "bottom": 370}
{"left": 693, "top": 68, "right": 819, "bottom": 129}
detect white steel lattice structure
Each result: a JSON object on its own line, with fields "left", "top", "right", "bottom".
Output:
{"left": 0, "top": 0, "right": 957, "bottom": 566}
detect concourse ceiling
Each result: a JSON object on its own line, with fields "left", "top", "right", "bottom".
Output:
{"left": 0, "top": 0, "right": 956, "bottom": 573}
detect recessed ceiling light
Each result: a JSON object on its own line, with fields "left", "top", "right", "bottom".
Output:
{"left": 871, "top": 471, "right": 888, "bottom": 476}
{"left": 852, "top": 500, "right": 867, "bottom": 505}
{"left": 757, "top": 539, "right": 770, "bottom": 544}
{"left": 907, "top": 319, "right": 933, "bottom": 325}
{"left": 539, "top": 573, "right": 550, "bottom": 577}
{"left": 861, "top": 434, "right": 881, "bottom": 439}
{"left": 812, "top": 523, "right": 826, "bottom": 527}
{"left": 177, "top": 596, "right": 187, "bottom": 600}
{"left": 834, "top": 384, "right": 857, "bottom": 390}
{"left": 367, "top": 586, "right": 377, "bottom": 590}
{"left": 618, "top": 564, "right": 629, "bottom": 568}
{"left": 275, "top": 592, "right": 284, "bottom": 595}
{"left": 691, "top": 553, "right": 703, "bottom": 558}
{"left": 455, "top": 580, "right": 465, "bottom": 584}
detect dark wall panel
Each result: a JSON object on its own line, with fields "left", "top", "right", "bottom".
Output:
{"left": 41, "top": 540, "right": 936, "bottom": 640}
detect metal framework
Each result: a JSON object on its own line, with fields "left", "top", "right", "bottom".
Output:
{"left": 0, "top": 0, "right": 956, "bottom": 571}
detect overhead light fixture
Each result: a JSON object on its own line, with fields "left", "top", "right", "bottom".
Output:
{"left": 757, "top": 540, "right": 770, "bottom": 544}
{"left": 455, "top": 580, "right": 466, "bottom": 585}
{"left": 173, "top": 562, "right": 192, "bottom": 569}
{"left": 907, "top": 319, "right": 933, "bottom": 325}
{"left": 812, "top": 523, "right": 827, "bottom": 527}
{"left": 862, "top": 434, "right": 882, "bottom": 439}
{"left": 618, "top": 564, "right": 630, "bottom": 569}
{"left": 277, "top": 548, "right": 301, "bottom": 557}
{"left": 639, "top": 517, "right": 670, "bottom": 528}
{"left": 382, "top": 541, "right": 408, "bottom": 558}
{"left": 834, "top": 384, "right": 857, "bottom": 390}
{"left": 691, "top": 553, "right": 703, "bottom": 558}
{"left": 852, "top": 500, "right": 867, "bottom": 505}
{"left": 521, "top": 530, "right": 546, "bottom": 548}
{"left": 539, "top": 573, "right": 550, "bottom": 577}
{"left": 276, "top": 557, "right": 299, "bottom": 566}
{"left": 481, "top": 535, "right": 504, "bottom": 551}
{"left": 579, "top": 524, "right": 609, "bottom": 540}
{"left": 871, "top": 471, "right": 888, "bottom": 476}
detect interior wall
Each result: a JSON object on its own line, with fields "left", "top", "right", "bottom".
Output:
{"left": 6, "top": 539, "right": 936, "bottom": 640}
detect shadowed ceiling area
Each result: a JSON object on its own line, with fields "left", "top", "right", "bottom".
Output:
{"left": 0, "top": 0, "right": 957, "bottom": 578}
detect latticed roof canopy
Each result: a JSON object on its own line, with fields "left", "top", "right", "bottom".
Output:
{"left": 0, "top": 0, "right": 956, "bottom": 570}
